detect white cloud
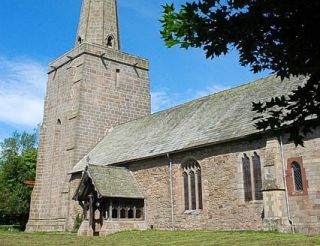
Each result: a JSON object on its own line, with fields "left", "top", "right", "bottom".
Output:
{"left": 0, "top": 56, "right": 47, "bottom": 127}
{"left": 151, "top": 90, "right": 176, "bottom": 112}
{"left": 119, "top": 1, "right": 163, "bottom": 19}
{"left": 151, "top": 84, "right": 230, "bottom": 113}
{"left": 193, "top": 85, "right": 230, "bottom": 98}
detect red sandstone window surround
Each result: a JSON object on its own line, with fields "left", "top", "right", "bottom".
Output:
{"left": 286, "top": 157, "right": 308, "bottom": 196}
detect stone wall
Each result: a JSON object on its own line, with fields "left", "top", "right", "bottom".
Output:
{"left": 125, "top": 130, "right": 320, "bottom": 234}
{"left": 282, "top": 129, "right": 320, "bottom": 234}
{"left": 27, "top": 43, "right": 150, "bottom": 231}
{"left": 127, "top": 138, "right": 266, "bottom": 231}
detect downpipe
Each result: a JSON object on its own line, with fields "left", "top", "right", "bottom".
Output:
{"left": 279, "top": 136, "right": 295, "bottom": 233}
{"left": 166, "top": 153, "right": 175, "bottom": 230}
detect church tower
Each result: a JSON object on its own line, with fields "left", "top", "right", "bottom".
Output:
{"left": 27, "top": 0, "right": 151, "bottom": 231}
{"left": 76, "top": 0, "right": 120, "bottom": 49}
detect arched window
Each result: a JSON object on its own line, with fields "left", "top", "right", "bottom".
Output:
{"left": 182, "top": 158, "right": 202, "bottom": 211}
{"left": 106, "top": 35, "right": 114, "bottom": 48}
{"left": 286, "top": 157, "right": 308, "bottom": 196}
{"left": 292, "top": 162, "right": 303, "bottom": 192}
{"left": 242, "top": 152, "right": 263, "bottom": 202}
{"left": 197, "top": 170, "right": 203, "bottom": 209}
{"left": 128, "top": 209, "right": 134, "bottom": 219}
{"left": 190, "top": 171, "right": 196, "bottom": 210}
{"left": 77, "top": 36, "right": 82, "bottom": 45}
{"left": 252, "top": 152, "right": 263, "bottom": 200}
{"left": 120, "top": 208, "right": 126, "bottom": 218}
{"left": 183, "top": 172, "right": 189, "bottom": 210}
{"left": 136, "top": 209, "right": 142, "bottom": 219}
{"left": 242, "top": 154, "right": 252, "bottom": 201}
{"left": 112, "top": 208, "right": 118, "bottom": 219}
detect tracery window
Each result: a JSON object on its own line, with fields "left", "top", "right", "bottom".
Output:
{"left": 182, "top": 159, "right": 203, "bottom": 211}
{"left": 242, "top": 152, "right": 263, "bottom": 202}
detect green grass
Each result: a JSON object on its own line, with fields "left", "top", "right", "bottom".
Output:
{"left": 0, "top": 230, "right": 320, "bottom": 246}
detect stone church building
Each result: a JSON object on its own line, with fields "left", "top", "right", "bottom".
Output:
{"left": 27, "top": 0, "right": 320, "bottom": 235}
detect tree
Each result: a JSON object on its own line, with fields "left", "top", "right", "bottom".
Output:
{"left": 0, "top": 131, "right": 38, "bottom": 229}
{"left": 160, "top": 0, "right": 320, "bottom": 145}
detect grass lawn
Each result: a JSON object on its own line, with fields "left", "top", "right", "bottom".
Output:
{"left": 0, "top": 230, "right": 320, "bottom": 246}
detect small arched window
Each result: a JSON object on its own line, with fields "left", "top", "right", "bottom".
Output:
{"left": 242, "top": 154, "right": 252, "bottom": 202}
{"left": 183, "top": 172, "right": 189, "bottom": 210}
{"left": 106, "top": 35, "right": 114, "bottom": 48}
{"left": 136, "top": 209, "right": 142, "bottom": 219}
{"left": 252, "top": 152, "right": 263, "bottom": 200}
{"left": 292, "top": 162, "right": 303, "bottom": 192}
{"left": 128, "top": 209, "right": 134, "bottom": 219}
{"left": 120, "top": 208, "right": 126, "bottom": 218}
{"left": 77, "top": 36, "right": 82, "bottom": 45}
{"left": 182, "top": 158, "right": 202, "bottom": 211}
{"left": 112, "top": 208, "right": 118, "bottom": 219}
{"left": 286, "top": 157, "right": 308, "bottom": 196}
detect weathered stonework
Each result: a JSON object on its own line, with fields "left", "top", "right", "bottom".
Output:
{"left": 27, "top": 0, "right": 150, "bottom": 232}
{"left": 118, "top": 132, "right": 320, "bottom": 234}
{"left": 28, "top": 0, "right": 320, "bottom": 236}
{"left": 126, "top": 139, "right": 266, "bottom": 231}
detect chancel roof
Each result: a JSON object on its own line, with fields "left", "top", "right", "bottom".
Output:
{"left": 71, "top": 75, "right": 305, "bottom": 173}
{"left": 75, "top": 165, "right": 144, "bottom": 199}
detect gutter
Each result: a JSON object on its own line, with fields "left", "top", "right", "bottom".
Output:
{"left": 166, "top": 153, "right": 175, "bottom": 230}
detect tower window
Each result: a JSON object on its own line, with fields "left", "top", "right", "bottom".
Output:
{"left": 57, "top": 119, "right": 62, "bottom": 125}
{"left": 182, "top": 158, "right": 203, "bottom": 211}
{"left": 286, "top": 157, "right": 308, "bottom": 196}
{"left": 241, "top": 152, "right": 263, "bottom": 202}
{"left": 77, "top": 36, "right": 82, "bottom": 45}
{"left": 106, "top": 35, "right": 114, "bottom": 48}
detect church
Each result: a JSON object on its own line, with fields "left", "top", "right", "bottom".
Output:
{"left": 26, "top": 0, "right": 320, "bottom": 236}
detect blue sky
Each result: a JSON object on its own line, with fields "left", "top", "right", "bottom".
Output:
{"left": 0, "top": 0, "right": 270, "bottom": 142}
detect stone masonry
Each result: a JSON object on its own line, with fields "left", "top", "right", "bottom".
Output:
{"left": 125, "top": 131, "right": 320, "bottom": 234}
{"left": 26, "top": 0, "right": 150, "bottom": 231}
{"left": 27, "top": 0, "right": 320, "bottom": 235}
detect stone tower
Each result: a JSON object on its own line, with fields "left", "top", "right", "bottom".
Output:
{"left": 27, "top": 0, "right": 151, "bottom": 231}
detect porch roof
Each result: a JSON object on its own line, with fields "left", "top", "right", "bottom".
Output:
{"left": 75, "top": 165, "right": 144, "bottom": 200}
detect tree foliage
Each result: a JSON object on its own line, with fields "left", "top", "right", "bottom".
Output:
{"left": 0, "top": 131, "right": 38, "bottom": 229}
{"left": 161, "top": 0, "right": 320, "bottom": 145}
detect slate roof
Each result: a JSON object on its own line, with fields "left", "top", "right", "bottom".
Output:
{"left": 71, "top": 75, "right": 306, "bottom": 173}
{"left": 86, "top": 165, "right": 143, "bottom": 199}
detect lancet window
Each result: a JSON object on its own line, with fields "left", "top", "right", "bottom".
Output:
{"left": 182, "top": 159, "right": 203, "bottom": 211}
{"left": 242, "top": 152, "right": 263, "bottom": 202}
{"left": 286, "top": 157, "right": 308, "bottom": 196}
{"left": 292, "top": 162, "right": 303, "bottom": 192}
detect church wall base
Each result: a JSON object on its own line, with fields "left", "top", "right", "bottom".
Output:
{"left": 26, "top": 219, "right": 67, "bottom": 232}
{"left": 78, "top": 220, "right": 147, "bottom": 236}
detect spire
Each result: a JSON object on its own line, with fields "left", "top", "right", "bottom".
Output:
{"left": 76, "top": 0, "right": 120, "bottom": 50}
